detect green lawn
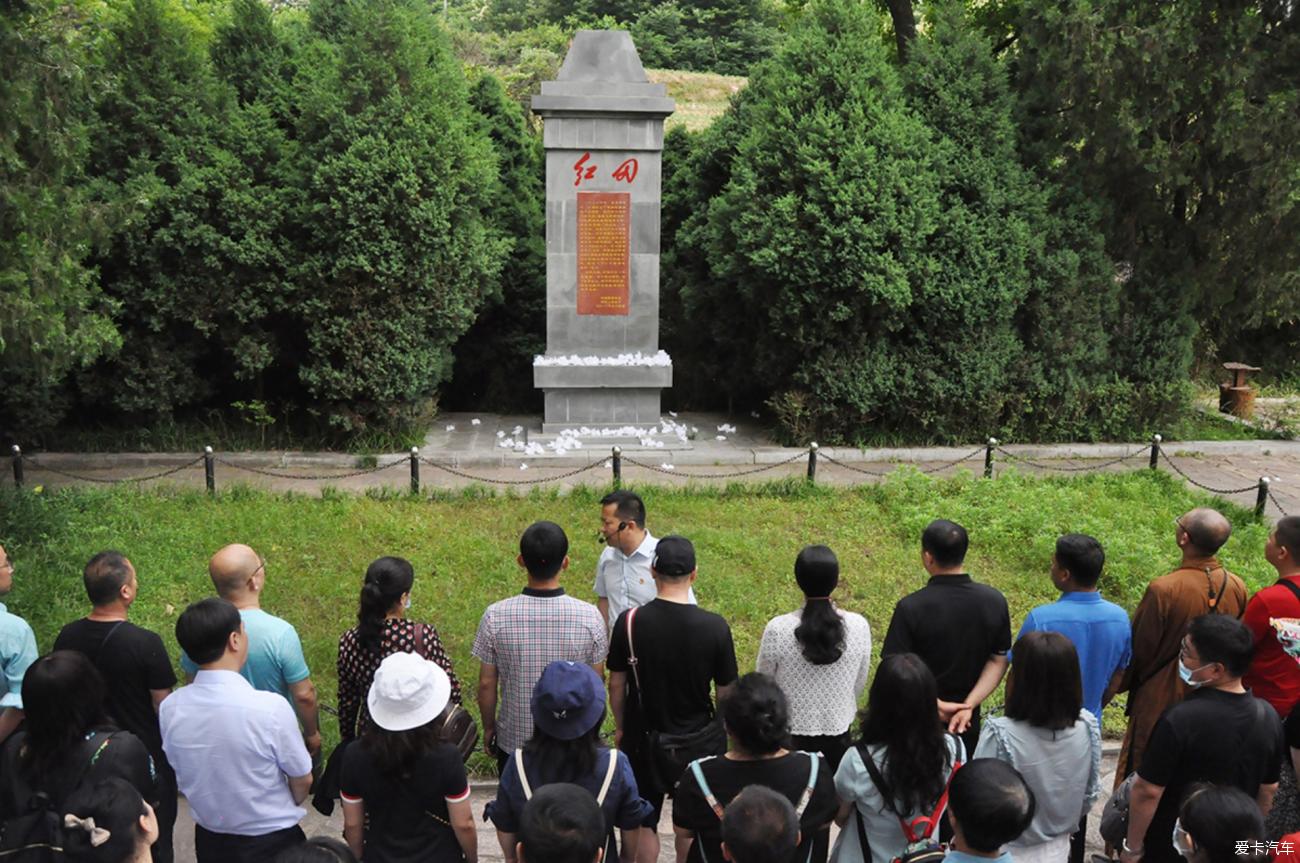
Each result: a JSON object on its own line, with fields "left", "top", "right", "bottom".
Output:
{"left": 0, "top": 470, "right": 1277, "bottom": 768}
{"left": 648, "top": 68, "right": 746, "bottom": 132}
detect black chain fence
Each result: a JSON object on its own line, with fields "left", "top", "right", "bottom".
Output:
{"left": 5, "top": 437, "right": 1291, "bottom": 518}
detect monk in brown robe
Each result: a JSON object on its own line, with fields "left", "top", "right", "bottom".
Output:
{"left": 1112, "top": 507, "right": 1248, "bottom": 785}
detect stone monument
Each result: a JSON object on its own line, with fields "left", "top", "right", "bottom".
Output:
{"left": 531, "top": 31, "right": 675, "bottom": 433}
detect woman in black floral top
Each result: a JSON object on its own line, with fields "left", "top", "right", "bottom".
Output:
{"left": 336, "top": 557, "right": 462, "bottom": 741}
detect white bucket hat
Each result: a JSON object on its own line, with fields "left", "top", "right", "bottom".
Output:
{"left": 367, "top": 652, "right": 451, "bottom": 732}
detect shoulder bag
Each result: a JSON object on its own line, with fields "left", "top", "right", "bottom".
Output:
{"left": 414, "top": 624, "right": 478, "bottom": 763}
{"left": 856, "top": 738, "right": 961, "bottom": 863}
{"left": 625, "top": 607, "right": 728, "bottom": 797}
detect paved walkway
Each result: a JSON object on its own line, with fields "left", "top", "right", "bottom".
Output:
{"left": 10, "top": 411, "right": 1300, "bottom": 518}
{"left": 169, "top": 745, "right": 1121, "bottom": 863}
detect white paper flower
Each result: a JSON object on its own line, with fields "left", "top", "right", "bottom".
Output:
{"left": 520, "top": 463, "right": 529, "bottom": 470}
{"left": 661, "top": 463, "right": 674, "bottom": 470}
{"left": 471, "top": 418, "right": 481, "bottom": 426}
{"left": 716, "top": 435, "right": 727, "bottom": 441}
{"left": 445, "top": 424, "right": 456, "bottom": 431}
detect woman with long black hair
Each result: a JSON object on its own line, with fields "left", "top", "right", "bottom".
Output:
{"left": 831, "top": 653, "right": 964, "bottom": 863}
{"left": 336, "top": 556, "right": 462, "bottom": 742}
{"left": 757, "top": 545, "right": 871, "bottom": 772}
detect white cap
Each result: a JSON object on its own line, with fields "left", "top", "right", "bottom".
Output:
{"left": 367, "top": 652, "right": 451, "bottom": 732}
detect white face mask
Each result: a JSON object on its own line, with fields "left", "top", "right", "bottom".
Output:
{"left": 404, "top": 596, "right": 411, "bottom": 610}
{"left": 1178, "top": 658, "right": 1211, "bottom": 688}
{"left": 1172, "top": 819, "right": 1195, "bottom": 858}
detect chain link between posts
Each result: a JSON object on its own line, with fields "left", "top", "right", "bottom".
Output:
{"left": 994, "top": 445, "right": 1153, "bottom": 473}
{"left": 1270, "top": 489, "right": 1291, "bottom": 517}
{"left": 212, "top": 457, "right": 408, "bottom": 481}
{"left": 23, "top": 455, "right": 206, "bottom": 485}
{"left": 621, "top": 450, "right": 807, "bottom": 479}
{"left": 421, "top": 456, "right": 607, "bottom": 486}
{"left": 1157, "top": 448, "right": 1260, "bottom": 496}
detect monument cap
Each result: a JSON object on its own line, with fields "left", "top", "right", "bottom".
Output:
{"left": 652, "top": 535, "right": 695, "bottom": 577}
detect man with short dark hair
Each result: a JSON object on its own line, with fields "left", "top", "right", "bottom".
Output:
{"left": 0, "top": 543, "right": 36, "bottom": 745}
{"left": 55, "top": 550, "right": 178, "bottom": 863}
{"left": 1244, "top": 516, "right": 1300, "bottom": 837}
{"left": 1120, "top": 614, "right": 1284, "bottom": 863}
{"left": 945, "top": 759, "right": 1037, "bottom": 863}
{"left": 180, "top": 543, "right": 321, "bottom": 757}
{"left": 517, "top": 784, "right": 606, "bottom": 863}
{"left": 474, "top": 521, "right": 608, "bottom": 771}
{"left": 721, "top": 785, "right": 800, "bottom": 863}
{"left": 1115, "top": 508, "right": 1247, "bottom": 786}
{"left": 881, "top": 519, "right": 1012, "bottom": 756}
{"left": 162, "top": 597, "right": 313, "bottom": 863}
{"left": 595, "top": 490, "right": 694, "bottom": 633}
{"left": 608, "top": 535, "right": 738, "bottom": 863}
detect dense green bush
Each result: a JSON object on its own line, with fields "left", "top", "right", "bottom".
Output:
{"left": 666, "top": 0, "right": 1134, "bottom": 444}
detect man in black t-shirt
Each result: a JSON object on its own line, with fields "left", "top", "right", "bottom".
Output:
{"left": 881, "top": 519, "right": 1011, "bottom": 757}
{"left": 608, "top": 535, "right": 739, "bottom": 863}
{"left": 1121, "top": 614, "right": 1284, "bottom": 863}
{"left": 54, "top": 550, "right": 177, "bottom": 863}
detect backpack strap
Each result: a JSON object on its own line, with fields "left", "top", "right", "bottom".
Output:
{"left": 625, "top": 607, "right": 642, "bottom": 694}
{"left": 514, "top": 749, "right": 532, "bottom": 800}
{"left": 413, "top": 622, "right": 427, "bottom": 658}
{"left": 595, "top": 749, "right": 619, "bottom": 806}
{"left": 1276, "top": 578, "right": 1300, "bottom": 606}
{"left": 859, "top": 736, "right": 960, "bottom": 844}
{"left": 688, "top": 757, "right": 724, "bottom": 819}
{"left": 794, "top": 751, "right": 820, "bottom": 817}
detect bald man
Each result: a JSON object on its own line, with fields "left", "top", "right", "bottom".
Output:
{"left": 1113, "top": 507, "right": 1247, "bottom": 786}
{"left": 180, "top": 544, "right": 321, "bottom": 757}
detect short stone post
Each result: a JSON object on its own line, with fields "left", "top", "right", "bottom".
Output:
{"left": 10, "top": 446, "right": 22, "bottom": 489}
{"left": 984, "top": 438, "right": 999, "bottom": 479}
{"left": 204, "top": 446, "right": 215, "bottom": 496}
{"left": 612, "top": 446, "right": 622, "bottom": 488}
{"left": 807, "top": 443, "right": 818, "bottom": 483}
{"left": 1256, "top": 477, "right": 1271, "bottom": 519}
{"left": 1149, "top": 434, "right": 1162, "bottom": 470}
{"left": 410, "top": 447, "right": 420, "bottom": 495}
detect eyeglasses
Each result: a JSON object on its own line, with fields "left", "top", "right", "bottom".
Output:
{"left": 251, "top": 560, "right": 266, "bottom": 578}
{"left": 1173, "top": 517, "right": 1186, "bottom": 533}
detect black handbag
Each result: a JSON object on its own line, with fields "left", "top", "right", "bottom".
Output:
{"left": 413, "top": 623, "right": 479, "bottom": 763}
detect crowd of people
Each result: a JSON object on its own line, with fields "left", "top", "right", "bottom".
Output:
{"left": 2, "top": 490, "right": 1300, "bottom": 863}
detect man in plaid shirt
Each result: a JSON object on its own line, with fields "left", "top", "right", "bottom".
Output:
{"left": 473, "top": 520, "right": 608, "bottom": 770}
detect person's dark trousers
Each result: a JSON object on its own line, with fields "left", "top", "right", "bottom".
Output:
{"left": 790, "top": 731, "right": 852, "bottom": 863}
{"left": 194, "top": 824, "right": 305, "bottom": 863}
{"left": 1070, "top": 814, "right": 1087, "bottom": 863}
{"left": 495, "top": 743, "right": 510, "bottom": 775}
{"left": 150, "top": 764, "right": 178, "bottom": 863}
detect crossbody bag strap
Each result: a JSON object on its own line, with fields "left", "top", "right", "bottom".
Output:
{"left": 413, "top": 622, "right": 427, "bottom": 657}
{"left": 689, "top": 759, "right": 725, "bottom": 819}
{"left": 1275, "top": 578, "right": 1300, "bottom": 606}
{"left": 794, "top": 751, "right": 819, "bottom": 817}
{"left": 625, "top": 607, "right": 642, "bottom": 694}
{"left": 515, "top": 749, "right": 533, "bottom": 800}
{"left": 858, "top": 743, "right": 902, "bottom": 818}
{"left": 853, "top": 746, "right": 873, "bottom": 863}
{"left": 595, "top": 749, "right": 619, "bottom": 805}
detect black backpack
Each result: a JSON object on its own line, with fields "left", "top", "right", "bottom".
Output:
{"left": 0, "top": 731, "right": 118, "bottom": 861}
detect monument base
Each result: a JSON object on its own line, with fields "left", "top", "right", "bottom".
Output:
{"left": 541, "top": 388, "right": 664, "bottom": 433}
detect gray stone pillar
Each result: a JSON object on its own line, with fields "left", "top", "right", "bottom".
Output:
{"left": 531, "top": 31, "right": 675, "bottom": 433}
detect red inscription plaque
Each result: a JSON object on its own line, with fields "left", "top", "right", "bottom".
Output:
{"left": 576, "top": 191, "right": 631, "bottom": 316}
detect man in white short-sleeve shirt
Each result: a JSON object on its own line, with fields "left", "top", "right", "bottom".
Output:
{"left": 594, "top": 490, "right": 694, "bottom": 632}
{"left": 161, "top": 597, "right": 312, "bottom": 863}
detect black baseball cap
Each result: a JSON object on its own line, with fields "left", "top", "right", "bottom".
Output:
{"left": 652, "top": 535, "right": 696, "bottom": 576}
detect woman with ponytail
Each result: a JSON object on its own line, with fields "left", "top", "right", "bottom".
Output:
{"left": 336, "top": 557, "right": 462, "bottom": 741}
{"left": 757, "top": 545, "right": 871, "bottom": 772}
{"left": 672, "top": 673, "right": 839, "bottom": 863}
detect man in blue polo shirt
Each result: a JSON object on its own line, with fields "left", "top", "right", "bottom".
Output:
{"left": 1017, "top": 533, "right": 1130, "bottom": 863}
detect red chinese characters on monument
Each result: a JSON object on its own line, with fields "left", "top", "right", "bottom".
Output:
{"left": 572, "top": 153, "right": 639, "bottom": 187}
{"left": 576, "top": 191, "right": 631, "bottom": 316}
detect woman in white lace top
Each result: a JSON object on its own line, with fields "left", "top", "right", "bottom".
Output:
{"left": 756, "top": 545, "right": 872, "bottom": 772}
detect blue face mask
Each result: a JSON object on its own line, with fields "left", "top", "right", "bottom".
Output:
{"left": 1178, "top": 658, "right": 1210, "bottom": 687}
{"left": 404, "top": 596, "right": 411, "bottom": 610}
{"left": 1172, "top": 819, "right": 1195, "bottom": 858}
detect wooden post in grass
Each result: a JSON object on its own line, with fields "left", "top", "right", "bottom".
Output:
{"left": 1256, "top": 477, "right": 1271, "bottom": 519}
{"left": 10, "top": 446, "right": 22, "bottom": 489}
{"left": 410, "top": 447, "right": 420, "bottom": 495}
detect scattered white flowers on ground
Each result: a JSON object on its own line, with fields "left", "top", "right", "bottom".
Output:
{"left": 496, "top": 430, "right": 506, "bottom": 438}
{"left": 604, "top": 460, "right": 613, "bottom": 469}
{"left": 445, "top": 424, "right": 455, "bottom": 431}
{"left": 717, "top": 423, "right": 737, "bottom": 434}
{"left": 750, "top": 411, "right": 760, "bottom": 419}
{"left": 668, "top": 411, "right": 678, "bottom": 417}
{"left": 471, "top": 418, "right": 481, "bottom": 426}
{"left": 512, "top": 425, "right": 523, "bottom": 435}
{"left": 716, "top": 435, "right": 727, "bottom": 441}
{"left": 660, "top": 463, "right": 674, "bottom": 470}
{"left": 520, "top": 463, "right": 529, "bottom": 470}
{"left": 533, "top": 350, "right": 672, "bottom": 367}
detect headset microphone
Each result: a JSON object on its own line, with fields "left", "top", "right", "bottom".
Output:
{"left": 597, "top": 522, "right": 631, "bottom": 544}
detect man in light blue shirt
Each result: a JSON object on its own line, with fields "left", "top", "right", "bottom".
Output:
{"left": 594, "top": 490, "right": 693, "bottom": 632}
{"left": 163, "top": 597, "right": 312, "bottom": 863}
{"left": 180, "top": 544, "right": 321, "bottom": 757}
{"left": 944, "top": 759, "right": 1035, "bottom": 863}
{"left": 1017, "top": 534, "right": 1131, "bottom": 722}
{"left": 0, "top": 545, "right": 36, "bottom": 744}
